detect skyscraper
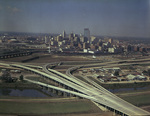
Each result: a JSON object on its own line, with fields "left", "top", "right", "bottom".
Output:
{"left": 45, "top": 36, "right": 50, "bottom": 44}
{"left": 84, "top": 28, "right": 90, "bottom": 43}
{"left": 63, "top": 30, "right": 66, "bottom": 38}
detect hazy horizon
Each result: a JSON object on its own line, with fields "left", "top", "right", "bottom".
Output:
{"left": 0, "top": 0, "right": 150, "bottom": 38}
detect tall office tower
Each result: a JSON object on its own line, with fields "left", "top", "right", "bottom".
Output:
{"left": 108, "top": 38, "right": 113, "bottom": 44}
{"left": 63, "top": 30, "right": 66, "bottom": 38}
{"left": 84, "top": 28, "right": 90, "bottom": 43}
{"left": 69, "top": 32, "right": 74, "bottom": 40}
{"left": 48, "top": 43, "right": 51, "bottom": 53}
{"left": 45, "top": 36, "right": 50, "bottom": 44}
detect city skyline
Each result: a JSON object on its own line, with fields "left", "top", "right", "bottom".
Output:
{"left": 0, "top": 0, "right": 150, "bottom": 38}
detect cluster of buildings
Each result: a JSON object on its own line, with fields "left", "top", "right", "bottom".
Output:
{"left": 44, "top": 29, "right": 148, "bottom": 54}
{"left": 0, "top": 29, "right": 148, "bottom": 55}
{"left": 78, "top": 67, "right": 148, "bottom": 83}
{"left": 44, "top": 29, "right": 122, "bottom": 54}
{"left": 125, "top": 45, "right": 147, "bottom": 53}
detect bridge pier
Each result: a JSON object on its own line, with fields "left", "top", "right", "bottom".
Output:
{"left": 49, "top": 88, "right": 54, "bottom": 93}
{"left": 57, "top": 90, "right": 62, "bottom": 96}
{"left": 59, "top": 83, "right": 64, "bottom": 88}
{"left": 64, "top": 85, "right": 69, "bottom": 89}
{"left": 58, "top": 82, "right": 61, "bottom": 87}
{"left": 66, "top": 93, "right": 70, "bottom": 97}
{"left": 69, "top": 93, "right": 74, "bottom": 97}
{"left": 50, "top": 88, "right": 55, "bottom": 93}
{"left": 47, "top": 78, "right": 55, "bottom": 85}
{"left": 64, "top": 92, "right": 68, "bottom": 97}
{"left": 53, "top": 89, "right": 56, "bottom": 94}
{"left": 55, "top": 90, "right": 58, "bottom": 94}
{"left": 56, "top": 81, "right": 60, "bottom": 86}
{"left": 73, "top": 94, "right": 76, "bottom": 97}
{"left": 39, "top": 85, "right": 43, "bottom": 89}
{"left": 43, "top": 86, "right": 47, "bottom": 90}
{"left": 42, "top": 86, "right": 64, "bottom": 97}
{"left": 103, "top": 105, "right": 109, "bottom": 112}
{"left": 112, "top": 109, "right": 127, "bottom": 116}
{"left": 60, "top": 91, "right": 64, "bottom": 96}
{"left": 47, "top": 78, "right": 52, "bottom": 83}
{"left": 48, "top": 87, "right": 51, "bottom": 92}
{"left": 54, "top": 80, "right": 59, "bottom": 86}
{"left": 54, "top": 80, "right": 57, "bottom": 86}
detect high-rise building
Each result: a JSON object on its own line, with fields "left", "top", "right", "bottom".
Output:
{"left": 57, "top": 35, "right": 63, "bottom": 42}
{"left": 63, "top": 30, "right": 66, "bottom": 38}
{"left": 84, "top": 28, "right": 90, "bottom": 43}
{"left": 45, "top": 36, "right": 50, "bottom": 44}
{"left": 69, "top": 32, "right": 74, "bottom": 40}
{"left": 108, "top": 38, "right": 113, "bottom": 44}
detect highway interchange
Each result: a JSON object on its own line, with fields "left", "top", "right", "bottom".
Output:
{"left": 1, "top": 58, "right": 150, "bottom": 116}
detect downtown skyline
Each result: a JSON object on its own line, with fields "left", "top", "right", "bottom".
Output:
{"left": 0, "top": 0, "right": 150, "bottom": 38}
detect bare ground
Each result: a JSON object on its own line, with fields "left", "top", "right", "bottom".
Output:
{"left": 140, "top": 106, "right": 150, "bottom": 112}
{"left": 0, "top": 98, "right": 113, "bottom": 116}
{"left": 1, "top": 54, "right": 90, "bottom": 63}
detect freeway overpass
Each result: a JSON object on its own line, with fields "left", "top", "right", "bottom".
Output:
{"left": 0, "top": 59, "right": 150, "bottom": 116}
{"left": 45, "top": 63, "right": 150, "bottom": 116}
{"left": 4, "top": 62, "right": 148, "bottom": 116}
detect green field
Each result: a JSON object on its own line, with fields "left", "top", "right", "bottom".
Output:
{"left": 0, "top": 98, "right": 101, "bottom": 115}
{"left": 120, "top": 93, "right": 150, "bottom": 107}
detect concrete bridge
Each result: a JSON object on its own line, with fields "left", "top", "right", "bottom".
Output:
{"left": 6, "top": 63, "right": 150, "bottom": 116}
{"left": 0, "top": 52, "right": 32, "bottom": 59}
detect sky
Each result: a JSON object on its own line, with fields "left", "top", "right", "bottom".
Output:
{"left": 0, "top": 0, "right": 150, "bottom": 38}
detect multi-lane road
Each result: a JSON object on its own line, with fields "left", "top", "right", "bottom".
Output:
{"left": 1, "top": 59, "right": 150, "bottom": 116}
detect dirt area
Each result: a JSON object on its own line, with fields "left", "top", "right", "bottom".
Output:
{"left": 29, "top": 55, "right": 90, "bottom": 63}
{"left": 0, "top": 112, "right": 113, "bottom": 116}
{"left": 1, "top": 53, "right": 119, "bottom": 64}
{"left": 116, "top": 90, "right": 150, "bottom": 97}
{"left": 0, "top": 97, "right": 88, "bottom": 103}
{"left": 0, "top": 98, "right": 111, "bottom": 116}
{"left": 1, "top": 53, "right": 90, "bottom": 63}
{"left": 49, "top": 112, "right": 113, "bottom": 116}
{"left": 116, "top": 90, "right": 150, "bottom": 112}
{"left": 140, "top": 106, "right": 150, "bottom": 112}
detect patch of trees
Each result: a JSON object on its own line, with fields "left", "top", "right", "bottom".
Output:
{"left": 142, "top": 69, "right": 150, "bottom": 76}
{"left": 19, "top": 75, "right": 24, "bottom": 81}
{"left": 114, "top": 70, "right": 119, "bottom": 76}
{"left": 0, "top": 71, "right": 17, "bottom": 83}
